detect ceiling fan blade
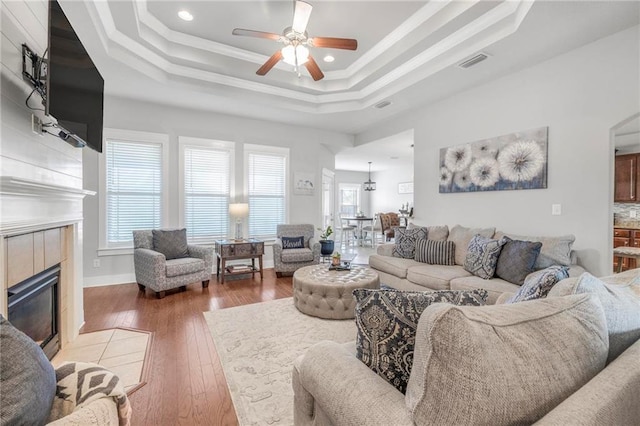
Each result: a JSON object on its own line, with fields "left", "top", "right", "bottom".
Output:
{"left": 304, "top": 55, "right": 324, "bottom": 81}
{"left": 232, "top": 28, "right": 282, "bottom": 41}
{"left": 310, "top": 37, "right": 358, "bottom": 50}
{"left": 292, "top": 0, "right": 313, "bottom": 34}
{"left": 256, "top": 50, "right": 283, "bottom": 76}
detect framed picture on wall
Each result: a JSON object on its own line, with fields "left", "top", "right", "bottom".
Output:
{"left": 398, "top": 182, "right": 414, "bottom": 194}
{"left": 294, "top": 171, "right": 315, "bottom": 195}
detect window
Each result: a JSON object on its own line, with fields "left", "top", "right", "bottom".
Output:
{"left": 100, "top": 129, "right": 168, "bottom": 250}
{"left": 179, "top": 138, "right": 234, "bottom": 243}
{"left": 339, "top": 183, "right": 361, "bottom": 217}
{"left": 245, "top": 145, "right": 288, "bottom": 240}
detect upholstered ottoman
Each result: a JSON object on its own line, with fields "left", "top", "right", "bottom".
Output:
{"left": 293, "top": 264, "right": 380, "bottom": 319}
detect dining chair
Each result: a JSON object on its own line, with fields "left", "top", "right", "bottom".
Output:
{"left": 338, "top": 213, "right": 356, "bottom": 249}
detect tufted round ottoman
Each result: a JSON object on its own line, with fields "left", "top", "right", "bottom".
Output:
{"left": 293, "top": 264, "right": 380, "bottom": 319}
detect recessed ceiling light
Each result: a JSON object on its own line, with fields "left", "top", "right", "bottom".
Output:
{"left": 178, "top": 10, "right": 194, "bottom": 21}
{"left": 323, "top": 55, "right": 335, "bottom": 63}
{"left": 390, "top": 156, "right": 399, "bottom": 160}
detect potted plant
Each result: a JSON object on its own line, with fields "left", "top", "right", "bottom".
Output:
{"left": 317, "top": 225, "right": 334, "bottom": 255}
{"left": 332, "top": 252, "right": 341, "bottom": 266}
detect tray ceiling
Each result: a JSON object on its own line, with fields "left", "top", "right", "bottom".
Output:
{"left": 59, "top": 1, "right": 640, "bottom": 135}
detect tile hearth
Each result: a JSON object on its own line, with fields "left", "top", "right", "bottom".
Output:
{"left": 52, "top": 327, "right": 151, "bottom": 393}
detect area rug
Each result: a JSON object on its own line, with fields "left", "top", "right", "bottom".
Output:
{"left": 203, "top": 297, "right": 356, "bottom": 426}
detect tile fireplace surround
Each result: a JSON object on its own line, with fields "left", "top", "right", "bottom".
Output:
{"left": 1, "top": 177, "right": 95, "bottom": 352}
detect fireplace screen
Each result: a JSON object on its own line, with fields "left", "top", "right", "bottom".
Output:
{"left": 7, "top": 265, "right": 60, "bottom": 360}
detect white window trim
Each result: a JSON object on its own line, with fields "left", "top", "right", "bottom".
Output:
{"left": 244, "top": 144, "right": 290, "bottom": 241}
{"left": 98, "top": 128, "right": 169, "bottom": 256}
{"left": 178, "top": 136, "right": 235, "bottom": 244}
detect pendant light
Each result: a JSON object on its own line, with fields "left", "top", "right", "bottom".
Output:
{"left": 364, "top": 161, "right": 376, "bottom": 191}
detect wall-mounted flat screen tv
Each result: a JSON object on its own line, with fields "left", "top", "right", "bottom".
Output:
{"left": 46, "top": 0, "right": 104, "bottom": 153}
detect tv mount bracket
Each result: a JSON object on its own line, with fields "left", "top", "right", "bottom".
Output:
{"left": 22, "top": 44, "right": 47, "bottom": 102}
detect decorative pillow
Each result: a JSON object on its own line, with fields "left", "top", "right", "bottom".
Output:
{"left": 281, "top": 236, "right": 304, "bottom": 249}
{"left": 549, "top": 271, "right": 640, "bottom": 364}
{"left": 463, "top": 234, "right": 507, "bottom": 279}
{"left": 495, "top": 237, "right": 543, "bottom": 285}
{"left": 448, "top": 225, "right": 496, "bottom": 266}
{"left": 392, "top": 227, "right": 428, "bottom": 259}
{"left": 405, "top": 294, "right": 608, "bottom": 425}
{"left": 152, "top": 228, "right": 189, "bottom": 260}
{"left": 0, "top": 315, "right": 56, "bottom": 425}
{"left": 494, "top": 231, "right": 575, "bottom": 269}
{"left": 506, "top": 265, "right": 569, "bottom": 303}
{"left": 408, "top": 224, "right": 449, "bottom": 241}
{"left": 415, "top": 239, "right": 455, "bottom": 265}
{"left": 353, "top": 288, "right": 488, "bottom": 394}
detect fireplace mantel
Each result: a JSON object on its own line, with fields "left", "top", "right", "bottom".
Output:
{"left": 0, "top": 176, "right": 95, "bottom": 236}
{"left": 0, "top": 176, "right": 95, "bottom": 198}
{"left": 0, "top": 176, "right": 91, "bottom": 346}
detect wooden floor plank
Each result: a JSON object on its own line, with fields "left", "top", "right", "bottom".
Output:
{"left": 81, "top": 269, "right": 293, "bottom": 426}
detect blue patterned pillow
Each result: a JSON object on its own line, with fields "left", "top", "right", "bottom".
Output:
{"left": 392, "top": 227, "right": 428, "bottom": 259}
{"left": 353, "top": 288, "right": 488, "bottom": 393}
{"left": 464, "top": 234, "right": 507, "bottom": 279}
{"left": 507, "top": 265, "right": 570, "bottom": 303}
{"left": 281, "top": 236, "right": 304, "bottom": 249}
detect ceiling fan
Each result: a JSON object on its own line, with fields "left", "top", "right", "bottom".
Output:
{"left": 232, "top": 0, "right": 358, "bottom": 81}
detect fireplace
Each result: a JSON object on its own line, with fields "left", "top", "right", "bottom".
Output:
{"left": 7, "top": 265, "right": 60, "bottom": 360}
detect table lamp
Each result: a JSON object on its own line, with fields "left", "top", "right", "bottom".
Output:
{"left": 229, "top": 203, "right": 249, "bottom": 241}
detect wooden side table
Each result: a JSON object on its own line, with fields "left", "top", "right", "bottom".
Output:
{"left": 215, "top": 239, "right": 264, "bottom": 284}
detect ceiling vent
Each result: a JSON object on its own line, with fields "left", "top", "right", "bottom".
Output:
{"left": 458, "top": 53, "right": 489, "bottom": 69}
{"left": 374, "top": 100, "right": 392, "bottom": 109}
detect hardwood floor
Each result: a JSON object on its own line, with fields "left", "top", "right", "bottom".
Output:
{"left": 81, "top": 269, "right": 294, "bottom": 426}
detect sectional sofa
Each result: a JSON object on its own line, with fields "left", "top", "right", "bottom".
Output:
{"left": 368, "top": 224, "right": 585, "bottom": 303}
{"left": 293, "top": 269, "right": 640, "bottom": 425}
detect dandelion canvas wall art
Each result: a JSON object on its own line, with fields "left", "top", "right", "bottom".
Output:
{"left": 439, "top": 127, "right": 548, "bottom": 193}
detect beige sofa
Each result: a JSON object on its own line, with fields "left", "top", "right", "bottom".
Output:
{"left": 293, "top": 269, "right": 640, "bottom": 425}
{"left": 368, "top": 225, "right": 585, "bottom": 303}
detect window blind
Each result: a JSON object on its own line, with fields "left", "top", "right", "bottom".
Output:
{"left": 247, "top": 152, "right": 286, "bottom": 239}
{"left": 184, "top": 146, "right": 230, "bottom": 242}
{"left": 106, "top": 140, "right": 163, "bottom": 244}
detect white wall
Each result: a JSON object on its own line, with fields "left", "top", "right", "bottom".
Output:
{"left": 1, "top": 0, "right": 85, "bottom": 330}
{"left": 356, "top": 25, "right": 640, "bottom": 276}
{"left": 83, "top": 96, "right": 346, "bottom": 286}
{"left": 369, "top": 165, "right": 414, "bottom": 215}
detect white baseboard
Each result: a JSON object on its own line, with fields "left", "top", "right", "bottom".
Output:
{"left": 83, "top": 273, "right": 136, "bottom": 287}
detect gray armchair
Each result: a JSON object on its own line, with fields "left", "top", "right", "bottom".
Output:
{"left": 273, "top": 224, "right": 321, "bottom": 277}
{"left": 133, "top": 229, "right": 214, "bottom": 298}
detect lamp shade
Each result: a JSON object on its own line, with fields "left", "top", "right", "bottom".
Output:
{"left": 229, "top": 203, "right": 249, "bottom": 218}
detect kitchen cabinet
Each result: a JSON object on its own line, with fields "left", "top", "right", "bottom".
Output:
{"left": 614, "top": 154, "right": 640, "bottom": 202}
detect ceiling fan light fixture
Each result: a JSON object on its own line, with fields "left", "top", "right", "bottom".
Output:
{"left": 178, "top": 10, "right": 193, "bottom": 21}
{"left": 282, "top": 44, "right": 309, "bottom": 66}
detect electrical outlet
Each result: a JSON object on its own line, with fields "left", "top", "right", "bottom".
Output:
{"left": 551, "top": 204, "right": 562, "bottom": 215}
{"left": 31, "top": 114, "right": 43, "bottom": 135}
{"left": 631, "top": 210, "right": 637, "bottom": 218}
{"left": 93, "top": 259, "right": 100, "bottom": 268}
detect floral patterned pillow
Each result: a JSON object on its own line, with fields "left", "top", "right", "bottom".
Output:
{"left": 353, "top": 288, "right": 488, "bottom": 394}
{"left": 464, "top": 234, "right": 507, "bottom": 279}
{"left": 507, "top": 265, "right": 570, "bottom": 303}
{"left": 392, "top": 227, "right": 428, "bottom": 259}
